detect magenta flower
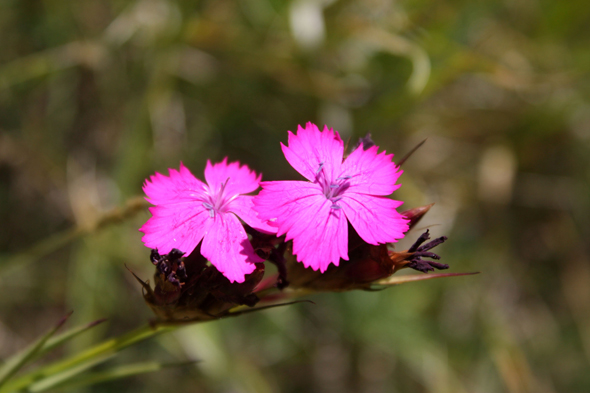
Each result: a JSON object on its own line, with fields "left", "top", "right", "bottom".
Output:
{"left": 140, "top": 159, "right": 276, "bottom": 283}
{"left": 253, "top": 123, "right": 409, "bottom": 272}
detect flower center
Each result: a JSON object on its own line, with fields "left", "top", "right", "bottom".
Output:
{"left": 314, "top": 162, "right": 350, "bottom": 210}
{"left": 200, "top": 178, "right": 237, "bottom": 217}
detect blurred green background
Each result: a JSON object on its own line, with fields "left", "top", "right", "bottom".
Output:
{"left": 1, "top": 0, "right": 589, "bottom": 391}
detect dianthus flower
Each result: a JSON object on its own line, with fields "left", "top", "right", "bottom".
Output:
{"left": 253, "top": 123, "right": 409, "bottom": 272}
{"left": 140, "top": 159, "right": 276, "bottom": 283}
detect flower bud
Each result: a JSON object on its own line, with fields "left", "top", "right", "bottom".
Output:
{"left": 286, "top": 228, "right": 448, "bottom": 291}
{"left": 400, "top": 203, "right": 434, "bottom": 231}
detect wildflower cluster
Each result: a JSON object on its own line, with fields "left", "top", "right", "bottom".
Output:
{"left": 138, "top": 123, "right": 453, "bottom": 322}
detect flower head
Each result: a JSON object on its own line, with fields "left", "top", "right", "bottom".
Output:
{"left": 140, "top": 159, "right": 276, "bottom": 283}
{"left": 253, "top": 122, "right": 409, "bottom": 272}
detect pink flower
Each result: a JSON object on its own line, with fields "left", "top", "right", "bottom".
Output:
{"left": 140, "top": 159, "right": 276, "bottom": 283}
{"left": 253, "top": 123, "right": 409, "bottom": 272}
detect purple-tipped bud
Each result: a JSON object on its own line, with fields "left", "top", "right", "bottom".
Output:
{"left": 355, "top": 133, "right": 376, "bottom": 150}
{"left": 284, "top": 228, "right": 451, "bottom": 292}
{"left": 404, "top": 230, "right": 449, "bottom": 273}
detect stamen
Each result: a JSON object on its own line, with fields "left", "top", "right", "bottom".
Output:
{"left": 218, "top": 177, "right": 230, "bottom": 196}
{"left": 202, "top": 202, "right": 215, "bottom": 217}
{"left": 225, "top": 193, "right": 240, "bottom": 205}
{"left": 330, "top": 204, "right": 342, "bottom": 209}
{"left": 315, "top": 161, "right": 325, "bottom": 175}
{"left": 336, "top": 175, "right": 351, "bottom": 181}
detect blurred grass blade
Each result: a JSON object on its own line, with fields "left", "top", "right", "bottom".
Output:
{"left": 1, "top": 324, "right": 172, "bottom": 392}
{"left": 375, "top": 272, "right": 479, "bottom": 287}
{"left": 0, "top": 42, "right": 106, "bottom": 90}
{"left": 0, "top": 313, "right": 72, "bottom": 389}
{"left": 361, "top": 27, "right": 431, "bottom": 95}
{"left": 0, "top": 229, "right": 81, "bottom": 273}
{"left": 34, "top": 319, "right": 107, "bottom": 361}
{"left": 27, "top": 354, "right": 115, "bottom": 392}
{"left": 0, "top": 197, "right": 149, "bottom": 273}
{"left": 36, "top": 361, "right": 197, "bottom": 392}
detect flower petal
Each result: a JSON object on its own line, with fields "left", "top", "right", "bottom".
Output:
{"left": 340, "top": 193, "right": 409, "bottom": 245}
{"left": 201, "top": 212, "right": 263, "bottom": 283}
{"left": 139, "top": 202, "right": 213, "bottom": 256}
{"left": 281, "top": 123, "right": 344, "bottom": 182}
{"left": 254, "top": 180, "right": 323, "bottom": 233}
{"left": 289, "top": 201, "right": 349, "bottom": 272}
{"left": 254, "top": 180, "right": 348, "bottom": 272}
{"left": 143, "top": 163, "right": 207, "bottom": 205}
{"left": 230, "top": 195, "right": 278, "bottom": 234}
{"left": 204, "top": 158, "right": 261, "bottom": 197}
{"left": 340, "top": 145, "right": 402, "bottom": 196}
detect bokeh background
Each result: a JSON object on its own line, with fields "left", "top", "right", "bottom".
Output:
{"left": 1, "top": 0, "right": 590, "bottom": 392}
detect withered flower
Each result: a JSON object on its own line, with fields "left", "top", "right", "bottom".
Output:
{"left": 133, "top": 247, "right": 266, "bottom": 323}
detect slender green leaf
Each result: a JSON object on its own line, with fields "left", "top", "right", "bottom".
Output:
{"left": 1, "top": 324, "right": 172, "bottom": 393}
{"left": 28, "top": 354, "right": 115, "bottom": 392}
{"left": 43, "top": 361, "right": 198, "bottom": 392}
{"left": 34, "top": 319, "right": 107, "bottom": 361}
{"left": 0, "top": 313, "right": 72, "bottom": 390}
